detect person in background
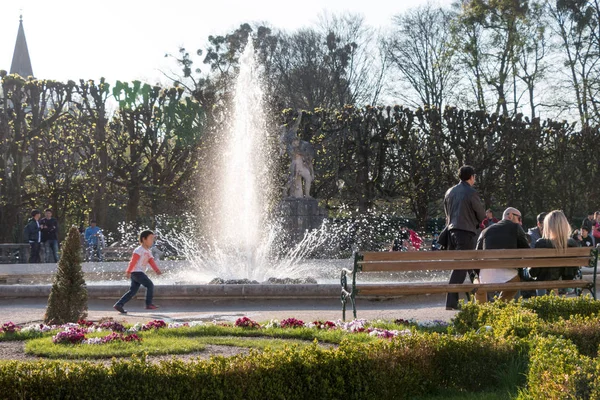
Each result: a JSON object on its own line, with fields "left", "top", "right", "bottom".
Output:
{"left": 431, "top": 233, "right": 441, "bottom": 251}
{"left": 85, "top": 220, "right": 104, "bottom": 262}
{"left": 391, "top": 226, "right": 410, "bottom": 251}
{"left": 444, "top": 165, "right": 487, "bottom": 310}
{"left": 409, "top": 229, "right": 423, "bottom": 250}
{"left": 593, "top": 211, "right": 600, "bottom": 242}
{"left": 530, "top": 210, "right": 581, "bottom": 296}
{"left": 582, "top": 212, "right": 594, "bottom": 236}
{"left": 40, "top": 208, "right": 59, "bottom": 263}
{"left": 24, "top": 209, "right": 42, "bottom": 263}
{"left": 580, "top": 226, "right": 594, "bottom": 247}
{"left": 527, "top": 212, "right": 547, "bottom": 248}
{"left": 480, "top": 209, "right": 499, "bottom": 230}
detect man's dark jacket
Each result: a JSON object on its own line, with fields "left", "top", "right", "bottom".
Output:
{"left": 23, "top": 219, "right": 40, "bottom": 243}
{"left": 40, "top": 217, "right": 58, "bottom": 242}
{"left": 444, "top": 181, "right": 486, "bottom": 234}
{"left": 582, "top": 218, "right": 594, "bottom": 233}
{"left": 476, "top": 219, "right": 531, "bottom": 250}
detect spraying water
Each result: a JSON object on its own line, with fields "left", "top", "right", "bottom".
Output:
{"left": 216, "top": 41, "right": 271, "bottom": 279}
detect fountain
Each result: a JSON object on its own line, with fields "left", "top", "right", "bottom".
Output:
{"left": 0, "top": 42, "right": 452, "bottom": 301}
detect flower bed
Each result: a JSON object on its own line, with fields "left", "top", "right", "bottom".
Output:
{"left": 4, "top": 296, "right": 600, "bottom": 398}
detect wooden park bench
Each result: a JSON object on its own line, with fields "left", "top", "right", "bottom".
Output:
{"left": 340, "top": 247, "right": 599, "bottom": 320}
{"left": 97, "top": 246, "right": 133, "bottom": 261}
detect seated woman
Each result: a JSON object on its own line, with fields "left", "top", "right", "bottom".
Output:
{"left": 530, "top": 210, "right": 581, "bottom": 296}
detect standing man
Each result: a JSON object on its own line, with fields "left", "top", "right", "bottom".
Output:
{"left": 527, "top": 212, "right": 547, "bottom": 248}
{"left": 24, "top": 209, "right": 42, "bottom": 263}
{"left": 480, "top": 209, "right": 499, "bottom": 229}
{"left": 444, "top": 165, "right": 486, "bottom": 310}
{"left": 40, "top": 208, "right": 59, "bottom": 263}
{"left": 85, "top": 220, "right": 104, "bottom": 262}
{"left": 474, "top": 207, "right": 530, "bottom": 303}
{"left": 582, "top": 212, "right": 594, "bottom": 237}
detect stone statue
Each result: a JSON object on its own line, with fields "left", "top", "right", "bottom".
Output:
{"left": 280, "top": 112, "right": 315, "bottom": 198}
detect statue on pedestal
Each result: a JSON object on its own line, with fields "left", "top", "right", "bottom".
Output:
{"left": 279, "top": 111, "right": 315, "bottom": 198}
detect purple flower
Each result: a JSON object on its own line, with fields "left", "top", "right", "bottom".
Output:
{"left": 1, "top": 322, "right": 20, "bottom": 334}
{"left": 280, "top": 318, "right": 305, "bottom": 328}
{"left": 234, "top": 317, "right": 261, "bottom": 329}
{"left": 52, "top": 328, "right": 87, "bottom": 344}
{"left": 99, "top": 321, "right": 126, "bottom": 332}
{"left": 141, "top": 320, "right": 167, "bottom": 331}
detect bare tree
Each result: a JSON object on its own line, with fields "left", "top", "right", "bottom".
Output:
{"left": 547, "top": 0, "right": 600, "bottom": 126}
{"left": 451, "top": 0, "right": 536, "bottom": 116}
{"left": 386, "top": 4, "right": 459, "bottom": 111}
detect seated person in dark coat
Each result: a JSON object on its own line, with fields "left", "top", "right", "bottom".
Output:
{"left": 474, "top": 207, "right": 530, "bottom": 303}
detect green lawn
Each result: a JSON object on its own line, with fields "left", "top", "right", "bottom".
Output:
{"left": 25, "top": 335, "right": 206, "bottom": 359}
{"left": 24, "top": 331, "right": 329, "bottom": 359}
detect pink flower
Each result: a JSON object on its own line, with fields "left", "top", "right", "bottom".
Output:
{"left": 52, "top": 327, "right": 87, "bottom": 344}
{"left": 1, "top": 322, "right": 21, "bottom": 334}
{"left": 141, "top": 320, "right": 167, "bottom": 331}
{"left": 99, "top": 321, "right": 126, "bottom": 332}
{"left": 280, "top": 318, "right": 305, "bottom": 328}
{"left": 234, "top": 317, "right": 261, "bottom": 329}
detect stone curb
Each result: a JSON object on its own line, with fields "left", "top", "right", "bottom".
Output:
{"left": 0, "top": 284, "right": 343, "bottom": 300}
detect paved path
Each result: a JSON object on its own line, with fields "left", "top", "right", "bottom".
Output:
{"left": 0, "top": 294, "right": 458, "bottom": 325}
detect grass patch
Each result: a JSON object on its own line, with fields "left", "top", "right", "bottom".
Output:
{"left": 0, "top": 331, "right": 47, "bottom": 342}
{"left": 194, "top": 336, "right": 326, "bottom": 350}
{"left": 155, "top": 325, "right": 374, "bottom": 344}
{"left": 24, "top": 329, "right": 325, "bottom": 359}
{"left": 25, "top": 335, "right": 206, "bottom": 359}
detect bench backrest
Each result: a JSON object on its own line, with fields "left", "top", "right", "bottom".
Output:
{"left": 357, "top": 247, "right": 596, "bottom": 272}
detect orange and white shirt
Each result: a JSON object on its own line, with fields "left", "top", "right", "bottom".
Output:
{"left": 126, "top": 246, "right": 161, "bottom": 274}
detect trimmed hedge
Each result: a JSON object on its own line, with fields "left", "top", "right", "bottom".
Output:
{"left": 453, "top": 295, "right": 600, "bottom": 335}
{"left": 523, "top": 336, "right": 597, "bottom": 400}
{"left": 0, "top": 333, "right": 526, "bottom": 400}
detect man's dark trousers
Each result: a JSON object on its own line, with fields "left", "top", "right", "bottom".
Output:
{"left": 29, "top": 242, "right": 41, "bottom": 263}
{"left": 445, "top": 229, "right": 477, "bottom": 309}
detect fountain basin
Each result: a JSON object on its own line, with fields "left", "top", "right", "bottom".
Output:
{"left": 0, "top": 260, "right": 454, "bottom": 285}
{"left": 0, "top": 284, "right": 341, "bottom": 300}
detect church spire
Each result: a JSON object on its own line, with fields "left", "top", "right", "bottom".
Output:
{"left": 10, "top": 15, "right": 34, "bottom": 78}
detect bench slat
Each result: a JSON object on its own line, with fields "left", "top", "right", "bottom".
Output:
{"left": 360, "top": 257, "right": 590, "bottom": 272}
{"left": 357, "top": 280, "right": 592, "bottom": 296}
{"left": 361, "top": 247, "right": 591, "bottom": 262}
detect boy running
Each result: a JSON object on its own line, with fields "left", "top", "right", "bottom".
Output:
{"left": 113, "top": 230, "right": 162, "bottom": 313}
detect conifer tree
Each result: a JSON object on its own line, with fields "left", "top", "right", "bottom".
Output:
{"left": 44, "top": 226, "right": 88, "bottom": 324}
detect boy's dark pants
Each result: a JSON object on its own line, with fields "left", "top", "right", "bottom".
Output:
{"left": 115, "top": 272, "right": 154, "bottom": 306}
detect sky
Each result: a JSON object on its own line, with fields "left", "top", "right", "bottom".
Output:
{"left": 0, "top": 0, "right": 452, "bottom": 86}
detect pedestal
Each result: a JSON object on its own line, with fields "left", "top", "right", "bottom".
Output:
{"left": 276, "top": 197, "right": 328, "bottom": 244}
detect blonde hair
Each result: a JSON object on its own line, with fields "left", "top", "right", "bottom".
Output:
{"left": 542, "top": 210, "right": 571, "bottom": 252}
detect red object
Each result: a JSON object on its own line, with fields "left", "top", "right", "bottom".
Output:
{"left": 480, "top": 217, "right": 499, "bottom": 229}
{"left": 409, "top": 230, "right": 423, "bottom": 250}
{"left": 593, "top": 224, "right": 600, "bottom": 240}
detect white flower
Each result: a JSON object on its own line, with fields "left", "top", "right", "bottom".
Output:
{"left": 82, "top": 337, "right": 103, "bottom": 345}
{"left": 188, "top": 321, "right": 204, "bottom": 327}
{"left": 265, "top": 319, "right": 280, "bottom": 329}
{"left": 168, "top": 322, "right": 189, "bottom": 329}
